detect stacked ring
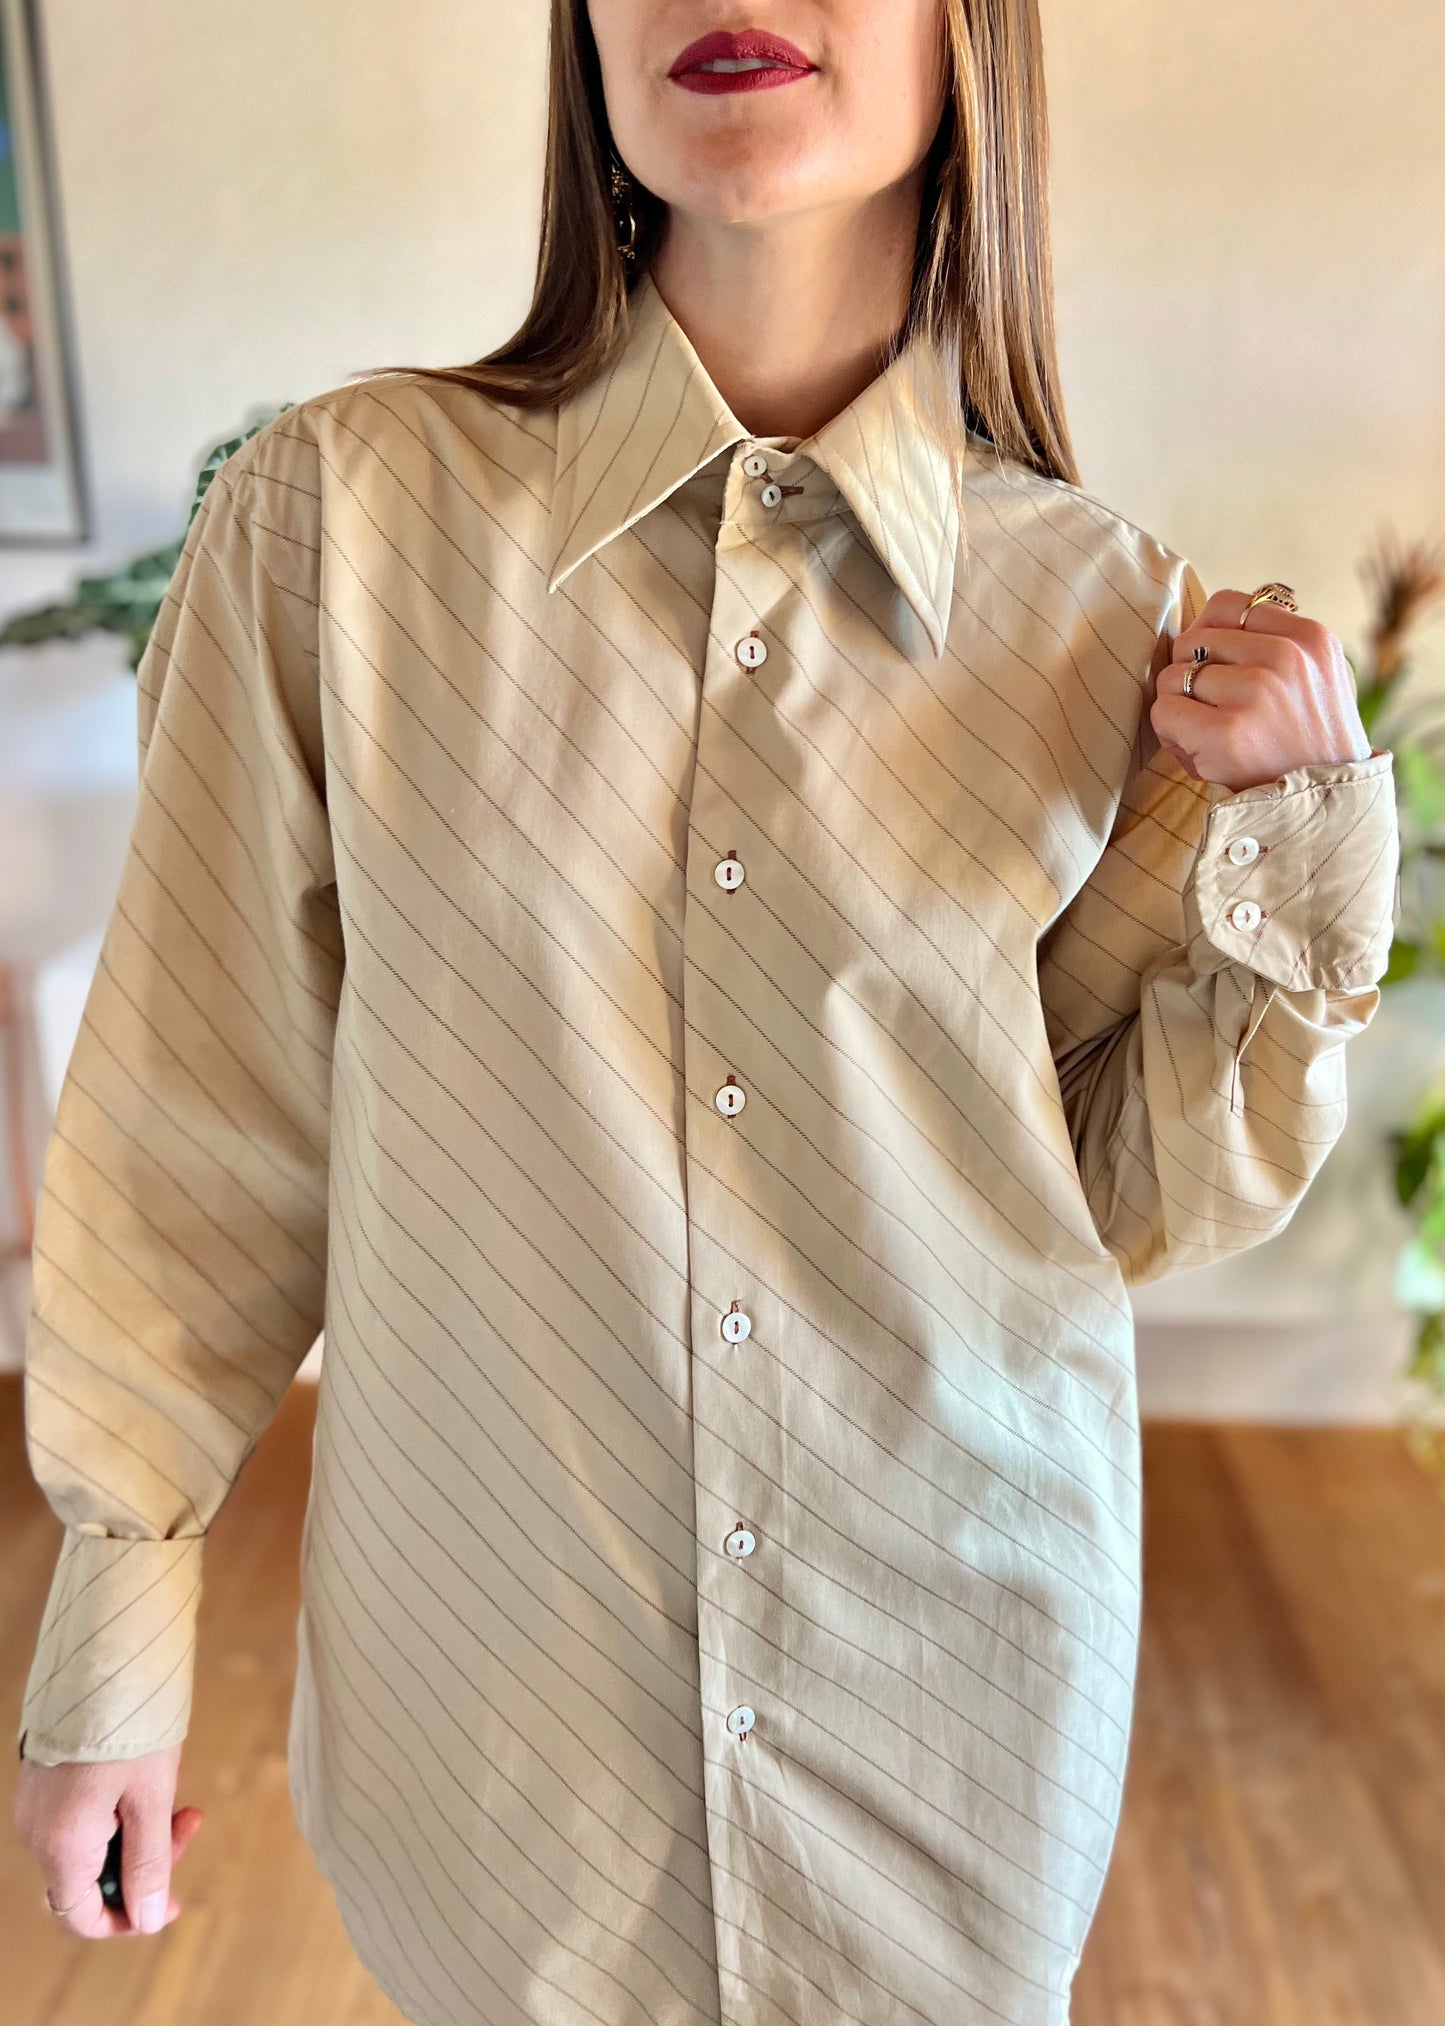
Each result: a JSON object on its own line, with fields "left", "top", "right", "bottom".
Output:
{"left": 1182, "top": 643, "right": 1209, "bottom": 699}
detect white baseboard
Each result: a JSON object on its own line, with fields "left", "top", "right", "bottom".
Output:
{"left": 0, "top": 1264, "right": 1418, "bottom": 1424}
{"left": 1134, "top": 1314, "right": 1416, "bottom": 1423}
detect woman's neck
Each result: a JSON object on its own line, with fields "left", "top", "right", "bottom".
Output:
{"left": 646, "top": 173, "right": 925, "bottom": 442}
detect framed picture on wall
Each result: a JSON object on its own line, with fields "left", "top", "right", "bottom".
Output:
{"left": 0, "top": 0, "right": 88, "bottom": 543}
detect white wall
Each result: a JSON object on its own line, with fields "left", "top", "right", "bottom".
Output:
{"left": 1045, "top": 0, "right": 1445, "bottom": 659}
{"left": 1042, "top": 0, "right": 1445, "bottom": 1363}
{"left": 0, "top": 0, "right": 550, "bottom": 611}
{"left": 2, "top": 1, "right": 1443, "bottom": 1409}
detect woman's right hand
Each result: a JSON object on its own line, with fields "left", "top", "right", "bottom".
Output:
{"left": 13, "top": 1744, "right": 203, "bottom": 1937}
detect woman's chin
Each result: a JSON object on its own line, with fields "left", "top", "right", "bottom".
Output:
{"left": 648, "top": 158, "right": 827, "bottom": 231}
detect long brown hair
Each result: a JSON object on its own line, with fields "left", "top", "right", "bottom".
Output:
{"left": 368, "top": 0, "right": 1080, "bottom": 491}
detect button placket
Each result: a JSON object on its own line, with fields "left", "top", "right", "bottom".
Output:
{"left": 699, "top": 455, "right": 790, "bottom": 1767}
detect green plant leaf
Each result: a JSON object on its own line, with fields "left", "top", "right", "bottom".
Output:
{"left": 1357, "top": 680, "right": 1389, "bottom": 740}
{"left": 1397, "top": 734, "right": 1445, "bottom": 832}
{"left": 1394, "top": 1097, "right": 1445, "bottom": 1205}
{"left": 1398, "top": 1239, "right": 1445, "bottom": 1311}
{"left": 1406, "top": 1311, "right": 1445, "bottom": 1391}
{"left": 1381, "top": 937, "right": 1423, "bottom": 986}
{"left": 0, "top": 406, "right": 295, "bottom": 671}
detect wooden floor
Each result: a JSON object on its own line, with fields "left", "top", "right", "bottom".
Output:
{"left": 5, "top": 1375, "right": 1445, "bottom": 2026}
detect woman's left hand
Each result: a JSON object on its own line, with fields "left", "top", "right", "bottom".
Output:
{"left": 1151, "top": 587, "right": 1374, "bottom": 792}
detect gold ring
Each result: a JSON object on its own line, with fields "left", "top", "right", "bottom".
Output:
{"left": 44, "top": 1884, "right": 91, "bottom": 1920}
{"left": 1241, "top": 582, "right": 1298, "bottom": 624}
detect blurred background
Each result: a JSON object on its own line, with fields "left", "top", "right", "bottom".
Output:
{"left": 2, "top": 2, "right": 1443, "bottom": 2021}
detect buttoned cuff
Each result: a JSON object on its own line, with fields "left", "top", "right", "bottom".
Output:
{"left": 17, "top": 1529, "right": 202, "bottom": 1765}
{"left": 1182, "top": 750, "right": 1400, "bottom": 991}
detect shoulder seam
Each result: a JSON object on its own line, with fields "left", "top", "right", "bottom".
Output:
{"left": 962, "top": 450, "right": 1188, "bottom": 577}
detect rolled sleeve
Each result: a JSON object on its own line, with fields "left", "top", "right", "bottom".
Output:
{"left": 1182, "top": 750, "right": 1400, "bottom": 992}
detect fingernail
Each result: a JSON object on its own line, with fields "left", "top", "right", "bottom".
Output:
{"left": 139, "top": 1890, "right": 168, "bottom": 1933}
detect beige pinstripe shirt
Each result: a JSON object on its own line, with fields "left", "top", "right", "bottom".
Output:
{"left": 18, "top": 267, "right": 1399, "bottom": 2025}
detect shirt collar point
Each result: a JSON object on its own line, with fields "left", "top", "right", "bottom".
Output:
{"left": 913, "top": 583, "right": 952, "bottom": 663}
{"left": 547, "top": 266, "right": 963, "bottom": 645}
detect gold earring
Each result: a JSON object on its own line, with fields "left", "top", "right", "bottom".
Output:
{"left": 609, "top": 153, "right": 639, "bottom": 266}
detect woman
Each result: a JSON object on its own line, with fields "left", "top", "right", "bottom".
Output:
{"left": 14, "top": 1, "right": 1398, "bottom": 2021}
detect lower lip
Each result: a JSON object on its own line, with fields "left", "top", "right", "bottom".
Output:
{"left": 669, "top": 64, "right": 814, "bottom": 95}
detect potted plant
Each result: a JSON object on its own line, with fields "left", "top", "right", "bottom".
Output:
{"left": 0, "top": 407, "right": 293, "bottom": 670}
{"left": 1352, "top": 532, "right": 1445, "bottom": 1483}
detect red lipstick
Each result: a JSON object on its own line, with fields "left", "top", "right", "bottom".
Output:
{"left": 668, "top": 27, "right": 817, "bottom": 94}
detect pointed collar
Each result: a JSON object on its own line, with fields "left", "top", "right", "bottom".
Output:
{"left": 545, "top": 267, "right": 962, "bottom": 658}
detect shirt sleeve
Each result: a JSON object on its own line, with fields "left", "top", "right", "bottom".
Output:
{"left": 17, "top": 420, "right": 341, "bottom": 1764}
{"left": 1036, "top": 561, "right": 1401, "bottom": 1289}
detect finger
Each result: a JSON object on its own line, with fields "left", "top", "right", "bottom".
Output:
{"left": 1151, "top": 687, "right": 1235, "bottom": 760}
{"left": 47, "top": 1879, "right": 132, "bottom": 1939}
{"left": 172, "top": 1805, "right": 204, "bottom": 1859}
{"left": 114, "top": 1806, "right": 205, "bottom": 1937}
{"left": 1194, "top": 588, "right": 1256, "bottom": 629}
{"left": 1151, "top": 685, "right": 1278, "bottom": 787}
{"left": 123, "top": 1805, "right": 203, "bottom": 1930}
{"left": 1195, "top": 586, "right": 1299, "bottom": 630}
{"left": 1159, "top": 652, "right": 1288, "bottom": 709}
{"left": 1193, "top": 586, "right": 1327, "bottom": 656}
{"left": 1156, "top": 658, "right": 1265, "bottom": 708}
{"left": 118, "top": 1787, "right": 178, "bottom": 1935}
{"left": 1153, "top": 731, "right": 1202, "bottom": 779}
{"left": 40, "top": 1826, "right": 130, "bottom": 1940}
{"left": 1171, "top": 626, "right": 1307, "bottom": 679}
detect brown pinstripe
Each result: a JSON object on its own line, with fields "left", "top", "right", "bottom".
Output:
{"left": 18, "top": 268, "right": 1398, "bottom": 2025}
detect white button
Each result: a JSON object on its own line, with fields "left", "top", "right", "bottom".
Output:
{"left": 725, "top": 1704, "right": 756, "bottom": 1738}
{"left": 1227, "top": 835, "right": 1261, "bottom": 866}
{"left": 735, "top": 633, "right": 768, "bottom": 669}
{"left": 720, "top": 1304, "right": 752, "bottom": 1343}
{"left": 741, "top": 452, "right": 769, "bottom": 478}
{"left": 714, "top": 1076, "right": 746, "bottom": 1117}
{"left": 1228, "top": 899, "right": 1263, "bottom": 932}
{"left": 724, "top": 1525, "right": 756, "bottom": 1559}
{"left": 760, "top": 482, "right": 783, "bottom": 509}
{"left": 714, "top": 854, "right": 745, "bottom": 892}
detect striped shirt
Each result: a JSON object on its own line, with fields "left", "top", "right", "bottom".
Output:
{"left": 18, "top": 265, "right": 1399, "bottom": 2026}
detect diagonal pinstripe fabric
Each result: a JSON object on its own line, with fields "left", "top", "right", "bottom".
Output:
{"left": 18, "top": 265, "right": 1398, "bottom": 2025}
